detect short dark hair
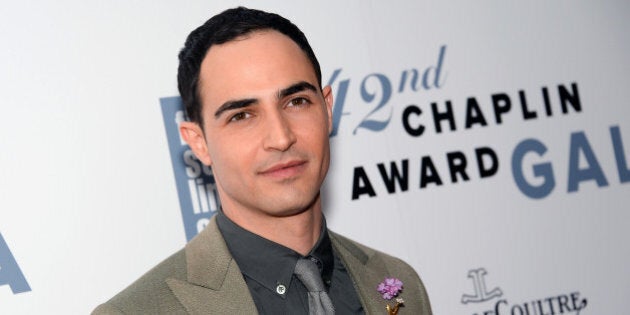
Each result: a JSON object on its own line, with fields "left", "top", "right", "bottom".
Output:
{"left": 177, "top": 7, "right": 322, "bottom": 126}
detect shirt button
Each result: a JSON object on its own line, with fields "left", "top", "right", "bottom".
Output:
{"left": 276, "top": 284, "right": 286, "bottom": 295}
{"left": 309, "top": 257, "right": 323, "bottom": 270}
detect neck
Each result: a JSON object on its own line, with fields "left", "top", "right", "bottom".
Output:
{"left": 221, "top": 197, "right": 323, "bottom": 256}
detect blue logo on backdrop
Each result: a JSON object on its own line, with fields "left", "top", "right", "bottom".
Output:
{"left": 161, "top": 97, "right": 221, "bottom": 241}
{"left": 0, "top": 232, "right": 31, "bottom": 294}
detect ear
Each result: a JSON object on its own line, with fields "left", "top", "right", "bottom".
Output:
{"left": 179, "top": 121, "right": 212, "bottom": 166}
{"left": 322, "top": 85, "right": 334, "bottom": 134}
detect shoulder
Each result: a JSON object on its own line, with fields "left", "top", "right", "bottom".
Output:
{"left": 329, "top": 231, "right": 413, "bottom": 272}
{"left": 92, "top": 249, "right": 188, "bottom": 315}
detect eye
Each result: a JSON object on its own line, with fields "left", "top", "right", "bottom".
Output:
{"left": 288, "top": 97, "right": 311, "bottom": 107}
{"left": 229, "top": 112, "right": 251, "bottom": 122}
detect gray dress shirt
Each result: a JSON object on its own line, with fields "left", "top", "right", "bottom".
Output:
{"left": 216, "top": 211, "right": 364, "bottom": 315}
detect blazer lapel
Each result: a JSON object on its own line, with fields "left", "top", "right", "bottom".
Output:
{"left": 167, "top": 216, "right": 258, "bottom": 314}
{"left": 330, "top": 232, "right": 390, "bottom": 315}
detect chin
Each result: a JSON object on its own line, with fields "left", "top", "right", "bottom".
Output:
{"left": 266, "top": 191, "right": 320, "bottom": 218}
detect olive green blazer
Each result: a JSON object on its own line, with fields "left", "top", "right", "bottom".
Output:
{"left": 93, "top": 216, "right": 432, "bottom": 314}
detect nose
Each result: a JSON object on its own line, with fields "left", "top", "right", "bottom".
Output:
{"left": 262, "top": 111, "right": 297, "bottom": 152}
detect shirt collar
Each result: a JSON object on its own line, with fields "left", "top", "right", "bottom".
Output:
{"left": 216, "top": 210, "right": 334, "bottom": 296}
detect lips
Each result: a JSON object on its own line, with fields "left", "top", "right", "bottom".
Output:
{"left": 259, "top": 160, "right": 307, "bottom": 179}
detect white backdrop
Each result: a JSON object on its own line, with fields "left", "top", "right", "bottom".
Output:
{"left": 0, "top": 1, "right": 628, "bottom": 314}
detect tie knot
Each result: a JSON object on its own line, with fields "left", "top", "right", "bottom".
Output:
{"left": 294, "top": 258, "right": 326, "bottom": 292}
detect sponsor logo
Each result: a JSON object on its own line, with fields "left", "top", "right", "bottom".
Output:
{"left": 0, "top": 232, "right": 30, "bottom": 294}
{"left": 461, "top": 268, "right": 587, "bottom": 315}
{"left": 161, "top": 97, "right": 221, "bottom": 241}
{"left": 462, "top": 268, "right": 503, "bottom": 304}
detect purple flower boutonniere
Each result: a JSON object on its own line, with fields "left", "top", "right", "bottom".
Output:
{"left": 377, "top": 277, "right": 404, "bottom": 315}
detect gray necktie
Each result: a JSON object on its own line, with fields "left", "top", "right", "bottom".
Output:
{"left": 294, "top": 258, "right": 335, "bottom": 315}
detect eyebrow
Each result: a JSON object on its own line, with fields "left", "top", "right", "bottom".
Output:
{"left": 214, "top": 98, "right": 256, "bottom": 118}
{"left": 214, "top": 81, "right": 319, "bottom": 119}
{"left": 278, "top": 81, "right": 318, "bottom": 99}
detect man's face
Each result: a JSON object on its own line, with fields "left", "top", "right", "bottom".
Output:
{"left": 181, "top": 30, "right": 333, "bottom": 219}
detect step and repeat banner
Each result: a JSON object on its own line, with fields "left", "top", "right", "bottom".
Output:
{"left": 0, "top": 1, "right": 628, "bottom": 314}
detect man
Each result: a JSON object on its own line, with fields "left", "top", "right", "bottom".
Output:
{"left": 94, "top": 7, "right": 431, "bottom": 315}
